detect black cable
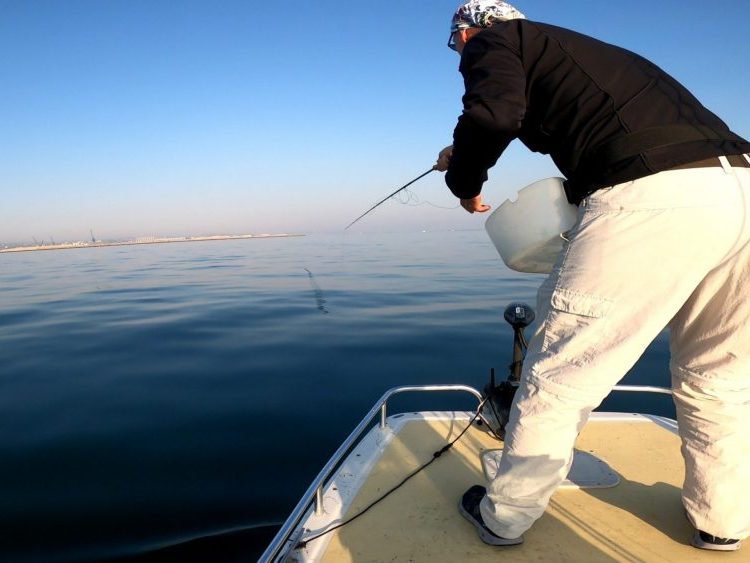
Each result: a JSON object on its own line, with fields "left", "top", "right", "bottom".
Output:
{"left": 295, "top": 396, "right": 489, "bottom": 550}
{"left": 293, "top": 334, "right": 531, "bottom": 552}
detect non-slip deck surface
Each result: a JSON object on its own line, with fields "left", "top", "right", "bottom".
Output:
{"left": 318, "top": 414, "right": 743, "bottom": 562}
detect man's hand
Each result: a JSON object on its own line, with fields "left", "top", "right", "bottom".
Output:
{"left": 433, "top": 145, "right": 453, "bottom": 171}
{"left": 460, "top": 195, "right": 491, "bottom": 214}
{"left": 434, "top": 145, "right": 490, "bottom": 213}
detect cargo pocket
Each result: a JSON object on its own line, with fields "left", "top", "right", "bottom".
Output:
{"left": 540, "top": 287, "right": 613, "bottom": 367}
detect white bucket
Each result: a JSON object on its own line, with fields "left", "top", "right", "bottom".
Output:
{"left": 485, "top": 177, "right": 578, "bottom": 274}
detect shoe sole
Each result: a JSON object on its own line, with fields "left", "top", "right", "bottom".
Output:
{"left": 691, "top": 531, "right": 741, "bottom": 552}
{"left": 458, "top": 499, "right": 523, "bottom": 546}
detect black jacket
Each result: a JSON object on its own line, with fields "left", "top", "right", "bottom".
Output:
{"left": 445, "top": 20, "right": 750, "bottom": 204}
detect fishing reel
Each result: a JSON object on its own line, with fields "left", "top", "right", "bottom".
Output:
{"left": 481, "top": 303, "right": 535, "bottom": 440}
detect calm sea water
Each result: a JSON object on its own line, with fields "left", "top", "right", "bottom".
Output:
{"left": 0, "top": 231, "right": 673, "bottom": 562}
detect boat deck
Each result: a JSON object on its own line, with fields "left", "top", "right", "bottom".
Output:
{"left": 295, "top": 412, "right": 742, "bottom": 562}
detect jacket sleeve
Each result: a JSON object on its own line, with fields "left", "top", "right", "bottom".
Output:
{"left": 446, "top": 32, "right": 527, "bottom": 199}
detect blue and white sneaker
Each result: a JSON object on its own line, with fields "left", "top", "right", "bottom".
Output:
{"left": 458, "top": 485, "right": 523, "bottom": 546}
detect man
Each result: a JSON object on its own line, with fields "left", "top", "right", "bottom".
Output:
{"left": 436, "top": 0, "right": 750, "bottom": 552}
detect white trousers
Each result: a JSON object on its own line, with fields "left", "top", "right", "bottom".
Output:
{"left": 481, "top": 156, "right": 750, "bottom": 540}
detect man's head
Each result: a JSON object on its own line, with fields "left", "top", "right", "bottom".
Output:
{"left": 448, "top": 0, "right": 526, "bottom": 53}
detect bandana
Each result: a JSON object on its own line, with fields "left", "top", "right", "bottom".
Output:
{"left": 450, "top": 0, "right": 526, "bottom": 33}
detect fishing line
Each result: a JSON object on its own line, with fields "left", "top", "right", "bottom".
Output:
{"left": 304, "top": 268, "right": 329, "bottom": 314}
{"left": 295, "top": 395, "right": 490, "bottom": 551}
{"left": 393, "top": 188, "right": 461, "bottom": 210}
{"left": 345, "top": 168, "right": 436, "bottom": 230}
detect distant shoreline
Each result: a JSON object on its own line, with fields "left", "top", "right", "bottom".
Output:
{"left": 0, "top": 234, "right": 305, "bottom": 254}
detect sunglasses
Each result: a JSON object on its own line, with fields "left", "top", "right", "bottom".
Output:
{"left": 447, "top": 30, "right": 458, "bottom": 51}
{"left": 447, "top": 28, "right": 462, "bottom": 51}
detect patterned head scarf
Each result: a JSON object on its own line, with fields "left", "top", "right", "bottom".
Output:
{"left": 450, "top": 0, "right": 526, "bottom": 33}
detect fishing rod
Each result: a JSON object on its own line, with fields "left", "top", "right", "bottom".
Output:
{"left": 345, "top": 167, "right": 436, "bottom": 230}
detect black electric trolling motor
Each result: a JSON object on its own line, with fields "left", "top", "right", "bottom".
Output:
{"left": 481, "top": 303, "right": 535, "bottom": 440}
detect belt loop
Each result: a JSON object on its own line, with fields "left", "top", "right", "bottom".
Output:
{"left": 743, "top": 153, "right": 750, "bottom": 166}
{"left": 718, "top": 155, "right": 732, "bottom": 174}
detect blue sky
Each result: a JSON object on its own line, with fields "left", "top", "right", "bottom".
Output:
{"left": 2, "top": 0, "right": 749, "bottom": 242}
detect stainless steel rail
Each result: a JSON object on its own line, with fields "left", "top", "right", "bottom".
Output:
{"left": 258, "top": 382, "right": 671, "bottom": 562}
{"left": 259, "top": 384, "right": 483, "bottom": 562}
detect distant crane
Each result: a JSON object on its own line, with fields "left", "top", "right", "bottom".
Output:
{"left": 32, "top": 236, "right": 40, "bottom": 246}
{"left": 90, "top": 229, "right": 96, "bottom": 244}
{"left": 50, "top": 236, "right": 56, "bottom": 245}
